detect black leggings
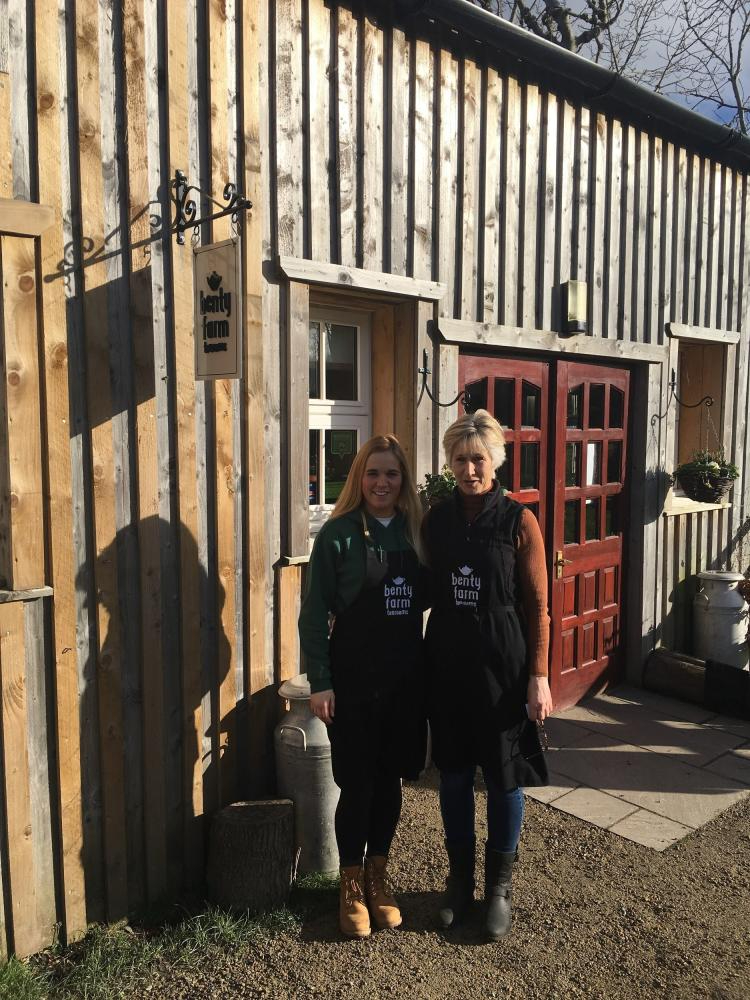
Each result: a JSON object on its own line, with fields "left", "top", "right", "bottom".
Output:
{"left": 335, "top": 769, "right": 402, "bottom": 867}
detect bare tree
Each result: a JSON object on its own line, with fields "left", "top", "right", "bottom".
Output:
{"left": 468, "top": 0, "right": 749, "bottom": 133}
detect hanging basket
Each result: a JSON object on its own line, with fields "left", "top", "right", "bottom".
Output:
{"left": 675, "top": 471, "right": 734, "bottom": 504}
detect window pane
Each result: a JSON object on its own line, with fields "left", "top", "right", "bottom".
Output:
{"left": 497, "top": 443, "right": 513, "bottom": 490}
{"left": 585, "top": 498, "right": 600, "bottom": 540}
{"left": 464, "top": 377, "right": 487, "bottom": 414}
{"left": 609, "top": 387, "right": 624, "bottom": 428}
{"left": 324, "top": 429, "right": 357, "bottom": 503}
{"left": 494, "top": 379, "right": 514, "bottom": 428}
{"left": 309, "top": 430, "right": 320, "bottom": 504}
{"left": 586, "top": 442, "right": 602, "bottom": 485}
{"left": 607, "top": 440, "right": 622, "bottom": 483}
{"left": 522, "top": 382, "right": 541, "bottom": 428}
{"left": 606, "top": 494, "right": 620, "bottom": 537}
{"left": 566, "top": 443, "right": 581, "bottom": 487}
{"left": 565, "top": 501, "right": 580, "bottom": 543}
{"left": 520, "top": 443, "right": 539, "bottom": 489}
{"left": 325, "top": 323, "right": 357, "bottom": 400}
{"left": 309, "top": 322, "right": 320, "bottom": 399}
{"left": 567, "top": 386, "right": 583, "bottom": 428}
{"left": 589, "top": 384, "right": 605, "bottom": 428}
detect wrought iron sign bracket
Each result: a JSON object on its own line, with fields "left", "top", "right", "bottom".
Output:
{"left": 417, "top": 349, "right": 467, "bottom": 409}
{"left": 650, "top": 367, "right": 714, "bottom": 427}
{"left": 171, "top": 169, "right": 252, "bottom": 245}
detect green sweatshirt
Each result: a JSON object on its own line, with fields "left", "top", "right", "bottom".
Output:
{"left": 298, "top": 508, "right": 415, "bottom": 693}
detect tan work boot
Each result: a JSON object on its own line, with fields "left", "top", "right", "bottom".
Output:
{"left": 339, "top": 864, "right": 371, "bottom": 938}
{"left": 364, "top": 855, "right": 402, "bottom": 930}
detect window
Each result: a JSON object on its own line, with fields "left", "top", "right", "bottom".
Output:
{"left": 308, "top": 307, "right": 371, "bottom": 535}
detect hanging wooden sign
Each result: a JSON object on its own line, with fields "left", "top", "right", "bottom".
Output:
{"left": 193, "top": 239, "right": 242, "bottom": 379}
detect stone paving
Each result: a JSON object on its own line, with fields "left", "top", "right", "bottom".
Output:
{"left": 526, "top": 683, "right": 750, "bottom": 850}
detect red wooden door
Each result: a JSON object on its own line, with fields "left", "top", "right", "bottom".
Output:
{"left": 459, "top": 356, "right": 549, "bottom": 526}
{"left": 550, "top": 362, "right": 629, "bottom": 709}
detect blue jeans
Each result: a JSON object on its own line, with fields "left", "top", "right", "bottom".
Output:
{"left": 439, "top": 767, "right": 524, "bottom": 853}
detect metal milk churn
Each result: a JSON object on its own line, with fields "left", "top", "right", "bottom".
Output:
{"left": 274, "top": 673, "right": 340, "bottom": 875}
{"left": 693, "top": 571, "right": 750, "bottom": 670}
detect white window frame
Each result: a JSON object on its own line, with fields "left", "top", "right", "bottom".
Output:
{"left": 308, "top": 306, "right": 372, "bottom": 537}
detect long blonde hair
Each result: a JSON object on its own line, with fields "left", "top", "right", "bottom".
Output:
{"left": 332, "top": 434, "right": 423, "bottom": 559}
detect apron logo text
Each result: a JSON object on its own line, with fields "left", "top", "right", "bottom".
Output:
{"left": 384, "top": 577, "right": 412, "bottom": 616}
{"left": 452, "top": 566, "right": 481, "bottom": 607}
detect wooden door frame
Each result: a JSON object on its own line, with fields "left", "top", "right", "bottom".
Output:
{"left": 442, "top": 316, "right": 668, "bottom": 692}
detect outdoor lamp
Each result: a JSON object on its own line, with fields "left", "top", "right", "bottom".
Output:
{"left": 563, "top": 279, "right": 587, "bottom": 334}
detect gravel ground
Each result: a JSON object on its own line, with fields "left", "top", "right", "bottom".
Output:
{"left": 150, "top": 767, "right": 750, "bottom": 1000}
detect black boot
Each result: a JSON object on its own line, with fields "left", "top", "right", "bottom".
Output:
{"left": 438, "top": 839, "right": 475, "bottom": 929}
{"left": 484, "top": 845, "right": 515, "bottom": 940}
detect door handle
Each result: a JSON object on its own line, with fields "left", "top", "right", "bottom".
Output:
{"left": 554, "top": 550, "right": 572, "bottom": 579}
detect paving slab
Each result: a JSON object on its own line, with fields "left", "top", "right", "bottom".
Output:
{"left": 701, "top": 746, "right": 750, "bottom": 786}
{"left": 524, "top": 768, "right": 579, "bottom": 804}
{"left": 548, "top": 731, "right": 749, "bottom": 829}
{"left": 600, "top": 684, "right": 716, "bottom": 725}
{"left": 550, "top": 787, "right": 637, "bottom": 829}
{"left": 703, "top": 715, "right": 750, "bottom": 741}
{"left": 608, "top": 809, "right": 694, "bottom": 851}
{"left": 543, "top": 716, "right": 594, "bottom": 749}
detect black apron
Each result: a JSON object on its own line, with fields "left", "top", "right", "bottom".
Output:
{"left": 328, "top": 539, "right": 426, "bottom": 788}
{"left": 424, "top": 489, "right": 548, "bottom": 789}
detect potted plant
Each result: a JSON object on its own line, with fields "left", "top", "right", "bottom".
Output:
{"left": 672, "top": 449, "right": 739, "bottom": 504}
{"left": 417, "top": 465, "right": 456, "bottom": 510}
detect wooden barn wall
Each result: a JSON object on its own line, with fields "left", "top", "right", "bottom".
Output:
{"left": 0, "top": 0, "right": 748, "bottom": 958}
{"left": 0, "top": 0, "right": 274, "bottom": 955}
{"left": 265, "top": 0, "right": 750, "bottom": 655}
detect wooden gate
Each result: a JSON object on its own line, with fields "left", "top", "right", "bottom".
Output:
{"left": 458, "top": 354, "right": 630, "bottom": 709}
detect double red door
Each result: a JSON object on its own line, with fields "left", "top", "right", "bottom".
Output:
{"left": 459, "top": 355, "right": 630, "bottom": 710}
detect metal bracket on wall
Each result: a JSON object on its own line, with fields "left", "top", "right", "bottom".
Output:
{"left": 171, "top": 169, "right": 252, "bottom": 245}
{"left": 417, "top": 349, "right": 468, "bottom": 409}
{"left": 650, "top": 367, "right": 714, "bottom": 428}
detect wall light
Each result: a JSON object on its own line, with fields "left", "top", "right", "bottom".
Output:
{"left": 563, "top": 279, "right": 587, "bottom": 334}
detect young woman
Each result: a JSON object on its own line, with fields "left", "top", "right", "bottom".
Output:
{"left": 422, "top": 409, "right": 552, "bottom": 941}
{"left": 298, "top": 434, "right": 426, "bottom": 939}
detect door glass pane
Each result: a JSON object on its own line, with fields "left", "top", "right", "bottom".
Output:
{"left": 589, "top": 384, "right": 605, "bottom": 428}
{"left": 521, "top": 382, "right": 541, "bottom": 428}
{"left": 565, "top": 500, "right": 580, "bottom": 543}
{"left": 520, "top": 443, "right": 539, "bottom": 489}
{"left": 494, "top": 378, "right": 514, "bottom": 428}
{"left": 607, "top": 440, "right": 622, "bottom": 483}
{"left": 586, "top": 442, "right": 602, "bottom": 485}
{"left": 566, "top": 443, "right": 581, "bottom": 486}
{"left": 464, "top": 377, "right": 487, "bottom": 414}
{"left": 309, "top": 322, "right": 320, "bottom": 398}
{"left": 606, "top": 494, "right": 620, "bottom": 537}
{"left": 610, "top": 387, "right": 624, "bottom": 428}
{"left": 309, "top": 429, "right": 320, "bottom": 504}
{"left": 324, "top": 429, "right": 357, "bottom": 503}
{"left": 497, "top": 443, "right": 513, "bottom": 490}
{"left": 585, "top": 498, "right": 600, "bottom": 540}
{"left": 567, "top": 386, "right": 583, "bottom": 428}
{"left": 325, "top": 323, "right": 357, "bottom": 400}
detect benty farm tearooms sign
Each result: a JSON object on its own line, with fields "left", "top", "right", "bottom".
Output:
{"left": 193, "top": 239, "right": 241, "bottom": 379}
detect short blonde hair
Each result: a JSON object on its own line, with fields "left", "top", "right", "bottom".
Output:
{"left": 443, "top": 409, "right": 506, "bottom": 469}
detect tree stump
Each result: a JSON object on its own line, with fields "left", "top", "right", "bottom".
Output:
{"left": 206, "top": 799, "right": 294, "bottom": 914}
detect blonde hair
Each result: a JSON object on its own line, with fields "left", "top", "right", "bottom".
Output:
{"left": 332, "top": 434, "right": 423, "bottom": 559}
{"left": 443, "top": 408, "right": 506, "bottom": 469}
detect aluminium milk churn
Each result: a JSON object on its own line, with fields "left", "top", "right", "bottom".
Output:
{"left": 274, "top": 673, "right": 340, "bottom": 875}
{"left": 693, "top": 571, "right": 749, "bottom": 670}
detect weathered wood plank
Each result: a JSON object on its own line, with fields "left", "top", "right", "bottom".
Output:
{"left": 0, "top": 199, "right": 55, "bottom": 237}
{"left": 0, "top": 600, "right": 39, "bottom": 955}
{"left": 307, "top": 0, "right": 332, "bottom": 262}
{"left": 634, "top": 130, "right": 649, "bottom": 343}
{"left": 502, "top": 76, "right": 521, "bottom": 326}
{"left": 8, "top": 0, "right": 30, "bottom": 199}
{"left": 437, "top": 47, "right": 457, "bottom": 317}
{"left": 414, "top": 299, "right": 434, "bottom": 484}
{"left": 277, "top": 564, "right": 302, "bottom": 683}
{"left": 0, "top": 236, "right": 44, "bottom": 589}
{"left": 706, "top": 161, "right": 721, "bottom": 329}
{"left": 76, "top": 0, "right": 129, "bottom": 922}
{"left": 435, "top": 340, "right": 459, "bottom": 470}
{"left": 412, "top": 38, "right": 433, "bottom": 281}
{"left": 482, "top": 66, "right": 501, "bottom": 324}
{"left": 672, "top": 148, "right": 687, "bottom": 323}
{"left": 604, "top": 120, "right": 622, "bottom": 341}
{"left": 276, "top": 0, "right": 304, "bottom": 258}
{"left": 362, "top": 16, "right": 383, "bottom": 272}
{"left": 371, "top": 305, "right": 395, "bottom": 436}
{"left": 336, "top": 5, "right": 357, "bottom": 267}
{"left": 0, "top": 73, "right": 10, "bottom": 201}
{"left": 556, "top": 100, "right": 575, "bottom": 304}
{"left": 389, "top": 27, "right": 409, "bottom": 276}
{"left": 590, "top": 113, "right": 606, "bottom": 337}
{"left": 439, "top": 317, "right": 667, "bottom": 364}
{"left": 666, "top": 322, "right": 739, "bottom": 345}
{"left": 459, "top": 59, "right": 479, "bottom": 320}
{"left": 540, "top": 92, "right": 557, "bottom": 331}
{"left": 618, "top": 125, "right": 635, "bottom": 341}
{"left": 648, "top": 137, "right": 662, "bottom": 345}
{"left": 658, "top": 142, "right": 673, "bottom": 344}
{"left": 286, "top": 281, "right": 309, "bottom": 558}
{"left": 0, "top": 0, "right": 7, "bottom": 76}
{"left": 574, "top": 107, "right": 590, "bottom": 286}
{"left": 34, "top": 0, "right": 88, "bottom": 939}
{"left": 278, "top": 256, "right": 446, "bottom": 300}
{"left": 394, "top": 300, "right": 416, "bottom": 469}
{"left": 520, "top": 84, "right": 540, "bottom": 329}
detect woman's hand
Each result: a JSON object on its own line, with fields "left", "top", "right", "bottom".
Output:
{"left": 310, "top": 689, "right": 335, "bottom": 725}
{"left": 526, "top": 675, "right": 553, "bottom": 722}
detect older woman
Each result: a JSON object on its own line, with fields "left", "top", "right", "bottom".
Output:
{"left": 422, "top": 409, "right": 552, "bottom": 941}
{"left": 299, "top": 434, "right": 426, "bottom": 939}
